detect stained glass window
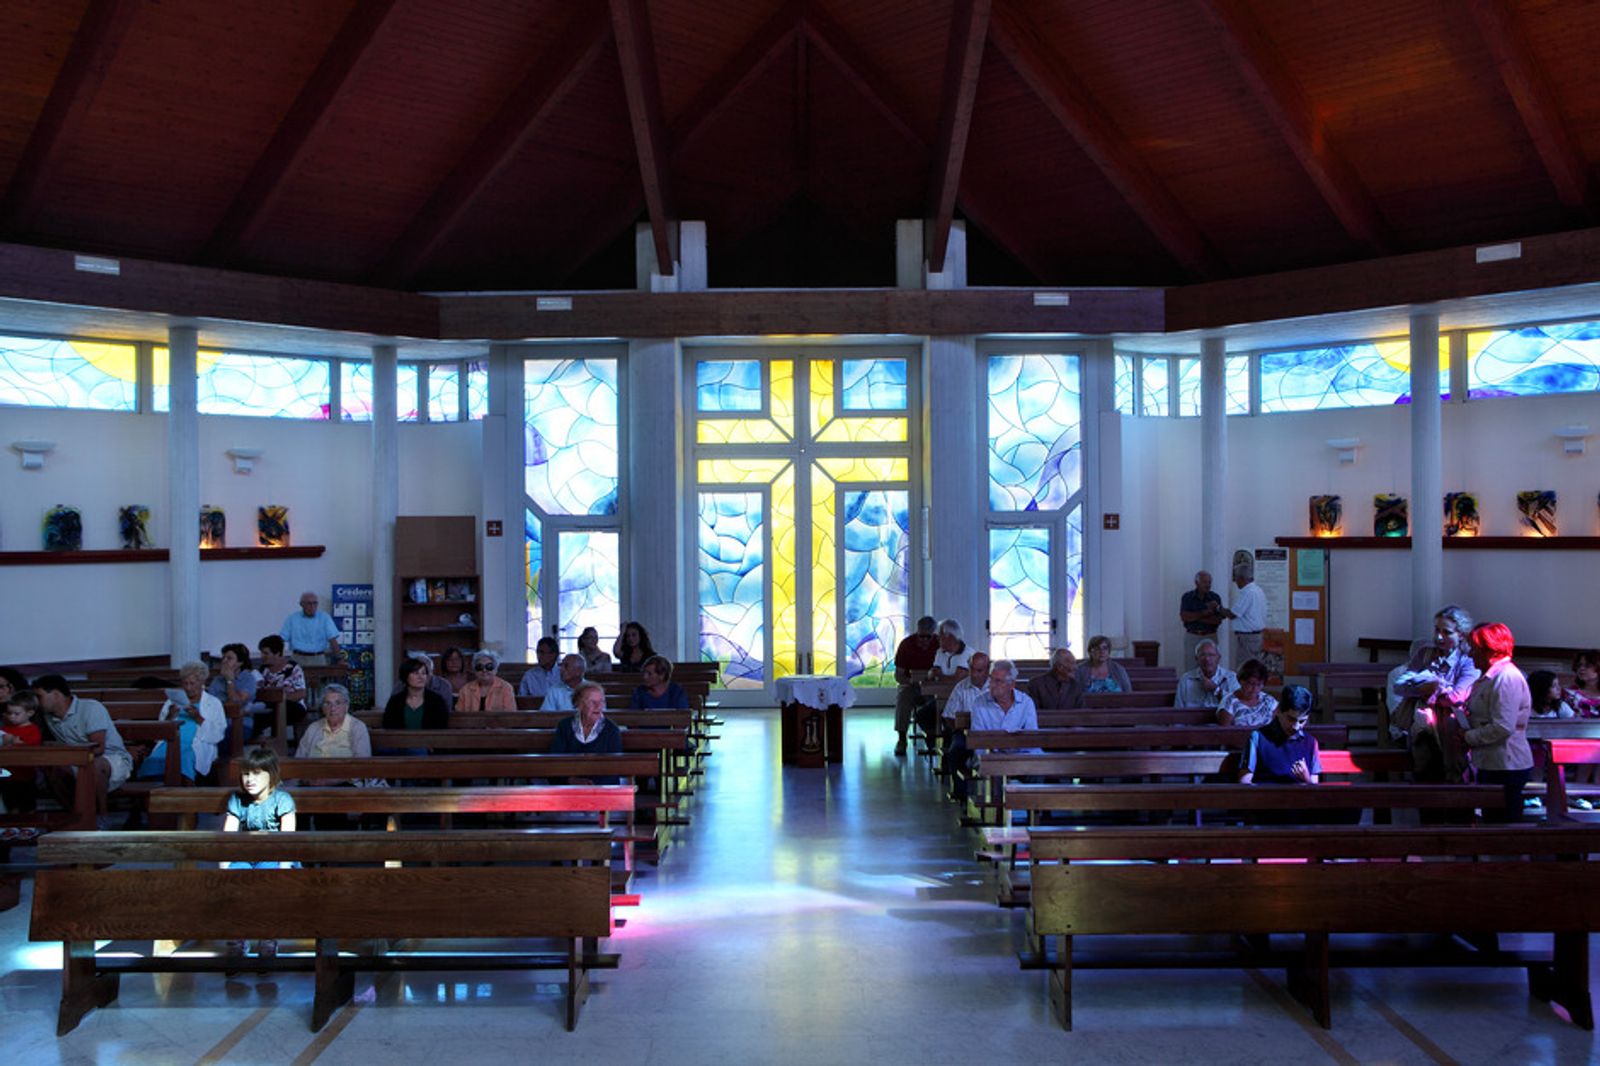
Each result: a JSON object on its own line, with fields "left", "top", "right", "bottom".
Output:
{"left": 525, "top": 510, "right": 543, "bottom": 656}
{"left": 698, "top": 458, "right": 796, "bottom": 681}
{"left": 557, "top": 531, "right": 619, "bottom": 651}
{"left": 1467, "top": 322, "right": 1600, "bottom": 398}
{"left": 525, "top": 359, "right": 619, "bottom": 516}
{"left": 989, "top": 526, "right": 1052, "bottom": 662}
{"left": 1140, "top": 356, "right": 1170, "bottom": 417}
{"left": 466, "top": 360, "right": 488, "bottom": 419}
{"left": 1176, "top": 358, "right": 1200, "bottom": 417}
{"left": 697, "top": 360, "right": 763, "bottom": 412}
{"left": 698, "top": 492, "right": 765, "bottom": 687}
{"left": 0, "top": 335, "right": 137, "bottom": 410}
{"left": 840, "top": 489, "right": 910, "bottom": 686}
{"left": 840, "top": 358, "right": 907, "bottom": 411}
{"left": 1064, "top": 506, "right": 1083, "bottom": 657}
{"left": 697, "top": 360, "right": 793, "bottom": 444}
{"left": 1259, "top": 340, "right": 1447, "bottom": 412}
{"left": 1113, "top": 354, "right": 1134, "bottom": 415}
{"left": 987, "top": 354, "right": 1080, "bottom": 512}
{"left": 338, "top": 361, "right": 418, "bottom": 422}
{"left": 811, "top": 360, "right": 908, "bottom": 443}
{"left": 154, "top": 350, "right": 331, "bottom": 419}
{"left": 1174, "top": 355, "right": 1251, "bottom": 416}
{"left": 427, "top": 364, "right": 462, "bottom": 422}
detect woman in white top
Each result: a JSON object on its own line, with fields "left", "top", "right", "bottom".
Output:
{"left": 929, "top": 619, "right": 973, "bottom": 681}
{"left": 140, "top": 661, "right": 227, "bottom": 781}
{"left": 1216, "top": 659, "right": 1277, "bottom": 728}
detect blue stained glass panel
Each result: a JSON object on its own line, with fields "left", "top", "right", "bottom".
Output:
{"left": 1259, "top": 344, "right": 1446, "bottom": 412}
{"left": 338, "top": 362, "right": 418, "bottom": 422}
{"left": 1065, "top": 505, "right": 1084, "bottom": 657}
{"left": 157, "top": 351, "right": 332, "bottom": 419}
{"left": 840, "top": 358, "right": 907, "bottom": 410}
{"left": 989, "top": 526, "right": 1052, "bottom": 662}
{"left": 1173, "top": 355, "right": 1251, "bottom": 416}
{"left": 427, "top": 364, "right": 462, "bottom": 422}
{"left": 1113, "top": 354, "right": 1134, "bottom": 415}
{"left": 698, "top": 492, "right": 766, "bottom": 687}
{"left": 696, "top": 360, "right": 763, "bottom": 412}
{"left": 840, "top": 489, "right": 910, "bottom": 686}
{"left": 1177, "top": 358, "right": 1200, "bottom": 417}
{"left": 525, "top": 510, "right": 542, "bottom": 655}
{"left": 466, "top": 360, "right": 488, "bottom": 419}
{"left": 1468, "top": 322, "right": 1600, "bottom": 398}
{"left": 0, "top": 335, "right": 137, "bottom": 410}
{"left": 557, "top": 531, "right": 619, "bottom": 652}
{"left": 988, "top": 354, "right": 1081, "bottom": 512}
{"left": 525, "top": 359, "right": 619, "bottom": 516}
{"left": 1141, "top": 356, "right": 1170, "bottom": 417}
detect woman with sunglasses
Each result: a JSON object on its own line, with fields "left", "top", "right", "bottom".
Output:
{"left": 455, "top": 650, "right": 518, "bottom": 712}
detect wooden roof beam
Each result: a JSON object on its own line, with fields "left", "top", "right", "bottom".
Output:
{"left": 375, "top": 7, "right": 612, "bottom": 286}
{"left": 1466, "top": 0, "right": 1593, "bottom": 214}
{"left": 610, "top": 0, "right": 676, "bottom": 276}
{"left": 926, "top": 0, "right": 991, "bottom": 273}
{"left": 0, "top": 0, "right": 138, "bottom": 233}
{"left": 202, "top": 0, "right": 399, "bottom": 265}
{"left": 988, "top": 1, "right": 1223, "bottom": 279}
{"left": 1198, "top": 0, "right": 1395, "bottom": 253}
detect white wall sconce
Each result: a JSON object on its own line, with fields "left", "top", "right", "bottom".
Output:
{"left": 12, "top": 439, "right": 55, "bottom": 470}
{"left": 226, "top": 447, "right": 264, "bottom": 474}
{"left": 1554, "top": 425, "right": 1590, "bottom": 455}
{"left": 1327, "top": 437, "right": 1360, "bottom": 465}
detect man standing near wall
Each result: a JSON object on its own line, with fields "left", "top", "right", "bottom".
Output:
{"left": 1178, "top": 571, "right": 1226, "bottom": 667}
{"left": 892, "top": 616, "right": 939, "bottom": 757}
{"left": 281, "top": 590, "right": 342, "bottom": 667}
{"left": 1229, "top": 567, "right": 1265, "bottom": 669}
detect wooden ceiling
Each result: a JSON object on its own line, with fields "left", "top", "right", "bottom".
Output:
{"left": 0, "top": 0, "right": 1596, "bottom": 294}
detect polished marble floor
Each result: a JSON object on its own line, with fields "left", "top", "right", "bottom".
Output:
{"left": 2, "top": 707, "right": 1597, "bottom": 1065}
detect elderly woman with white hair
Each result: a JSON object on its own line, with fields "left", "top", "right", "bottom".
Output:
{"left": 137, "top": 660, "right": 227, "bottom": 782}
{"left": 295, "top": 684, "right": 372, "bottom": 764}
{"left": 455, "top": 649, "right": 518, "bottom": 712}
{"left": 1390, "top": 604, "right": 1481, "bottom": 781}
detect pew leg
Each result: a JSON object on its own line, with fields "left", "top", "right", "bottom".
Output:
{"left": 566, "top": 938, "right": 590, "bottom": 1031}
{"left": 312, "top": 939, "right": 354, "bottom": 1033}
{"left": 1046, "top": 934, "right": 1074, "bottom": 1031}
{"left": 58, "top": 940, "right": 118, "bottom": 1036}
{"left": 1294, "top": 932, "right": 1331, "bottom": 1029}
{"left": 1532, "top": 932, "right": 1595, "bottom": 1030}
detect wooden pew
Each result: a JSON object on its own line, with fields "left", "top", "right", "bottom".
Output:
{"left": 31, "top": 828, "right": 615, "bottom": 1034}
{"left": 1025, "top": 823, "right": 1600, "bottom": 1030}
{"left": 1360, "top": 636, "right": 1586, "bottom": 669}
{"left": 105, "top": 701, "right": 248, "bottom": 762}
{"left": 1534, "top": 738, "right": 1600, "bottom": 815}
{"left": 966, "top": 724, "right": 1350, "bottom": 752}
{"left": 0, "top": 745, "right": 97, "bottom": 831}
{"left": 1084, "top": 691, "right": 1177, "bottom": 708}
{"left": 1003, "top": 781, "right": 1502, "bottom": 826}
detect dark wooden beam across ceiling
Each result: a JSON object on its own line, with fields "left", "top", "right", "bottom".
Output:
{"left": 0, "top": 0, "right": 138, "bottom": 233}
{"left": 1198, "top": 0, "right": 1395, "bottom": 253}
{"left": 669, "top": 1, "right": 803, "bottom": 161}
{"left": 988, "top": 1, "right": 1224, "bottom": 279}
{"left": 201, "top": 0, "right": 400, "bottom": 265}
{"left": 926, "top": 0, "right": 991, "bottom": 274}
{"left": 610, "top": 0, "right": 676, "bottom": 275}
{"left": 375, "top": 7, "right": 613, "bottom": 286}
{"left": 1466, "top": 0, "right": 1593, "bottom": 214}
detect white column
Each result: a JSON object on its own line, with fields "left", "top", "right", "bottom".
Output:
{"left": 480, "top": 345, "right": 526, "bottom": 661}
{"left": 626, "top": 339, "right": 685, "bottom": 657}
{"left": 371, "top": 343, "right": 399, "bottom": 689}
{"left": 1409, "top": 310, "right": 1443, "bottom": 635}
{"left": 1080, "top": 341, "right": 1109, "bottom": 648}
{"left": 166, "top": 325, "right": 200, "bottom": 666}
{"left": 926, "top": 335, "right": 984, "bottom": 636}
{"left": 1200, "top": 336, "right": 1228, "bottom": 589}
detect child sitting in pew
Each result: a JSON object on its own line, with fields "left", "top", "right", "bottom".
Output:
{"left": 1239, "top": 686, "right": 1320, "bottom": 785}
{"left": 1529, "top": 670, "right": 1576, "bottom": 719}
{"left": 222, "top": 746, "right": 296, "bottom": 968}
{"left": 1, "top": 690, "right": 44, "bottom": 816}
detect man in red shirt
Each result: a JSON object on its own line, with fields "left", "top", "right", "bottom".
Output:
{"left": 892, "top": 616, "right": 939, "bottom": 756}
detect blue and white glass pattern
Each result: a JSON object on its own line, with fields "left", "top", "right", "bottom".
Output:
{"left": 466, "top": 360, "right": 488, "bottom": 419}
{"left": 989, "top": 526, "right": 1052, "bottom": 661}
{"left": 841, "top": 489, "right": 910, "bottom": 684}
{"left": 557, "top": 531, "right": 619, "bottom": 651}
{"left": 337, "top": 361, "right": 418, "bottom": 422}
{"left": 525, "top": 359, "right": 619, "bottom": 516}
{"left": 1468, "top": 322, "right": 1600, "bottom": 397}
{"left": 1173, "top": 355, "right": 1251, "bottom": 416}
{"left": 1113, "top": 354, "right": 1134, "bottom": 415}
{"left": 696, "top": 360, "right": 763, "bottom": 412}
{"left": 987, "top": 354, "right": 1081, "bottom": 512}
{"left": 427, "top": 364, "right": 461, "bottom": 422}
{"left": 840, "top": 358, "right": 907, "bottom": 410}
{"left": 1141, "top": 356, "right": 1170, "bottom": 416}
{"left": 698, "top": 492, "right": 766, "bottom": 686}
{"left": 0, "top": 335, "right": 136, "bottom": 410}
{"left": 525, "top": 510, "right": 542, "bottom": 652}
{"left": 1259, "top": 344, "right": 1445, "bottom": 412}
{"left": 156, "top": 351, "right": 332, "bottom": 419}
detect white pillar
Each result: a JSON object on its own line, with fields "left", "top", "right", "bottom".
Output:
{"left": 1200, "top": 336, "right": 1228, "bottom": 589}
{"left": 1409, "top": 310, "right": 1443, "bottom": 635}
{"left": 1081, "top": 340, "right": 1116, "bottom": 650}
{"left": 371, "top": 343, "right": 399, "bottom": 689}
{"left": 626, "top": 339, "right": 685, "bottom": 657}
{"left": 480, "top": 345, "right": 526, "bottom": 661}
{"left": 926, "top": 335, "right": 984, "bottom": 636}
{"left": 166, "top": 325, "right": 200, "bottom": 666}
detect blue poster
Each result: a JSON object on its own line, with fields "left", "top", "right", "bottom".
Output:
{"left": 331, "top": 584, "right": 375, "bottom": 708}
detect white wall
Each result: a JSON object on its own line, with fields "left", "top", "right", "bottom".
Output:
{"left": 0, "top": 408, "right": 483, "bottom": 665}
{"left": 1121, "top": 391, "right": 1600, "bottom": 667}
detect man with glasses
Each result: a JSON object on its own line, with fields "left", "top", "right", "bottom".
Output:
{"left": 541, "top": 654, "right": 588, "bottom": 712}
{"left": 280, "top": 590, "right": 343, "bottom": 667}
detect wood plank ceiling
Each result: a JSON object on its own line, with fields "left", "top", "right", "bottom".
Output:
{"left": 0, "top": 0, "right": 1595, "bottom": 292}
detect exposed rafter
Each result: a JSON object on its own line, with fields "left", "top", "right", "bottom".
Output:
{"left": 202, "top": 0, "right": 399, "bottom": 265}
{"left": 988, "top": 1, "right": 1223, "bottom": 278}
{"left": 375, "top": 7, "right": 612, "bottom": 286}
{"left": 1198, "top": 0, "right": 1395, "bottom": 253}
{"left": 610, "top": 0, "right": 675, "bottom": 275}
{"left": 0, "top": 0, "right": 138, "bottom": 233}
{"left": 926, "top": 0, "right": 990, "bottom": 273}
{"left": 1466, "top": 0, "right": 1593, "bottom": 214}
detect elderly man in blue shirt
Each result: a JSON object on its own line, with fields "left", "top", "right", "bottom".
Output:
{"left": 280, "top": 590, "right": 342, "bottom": 666}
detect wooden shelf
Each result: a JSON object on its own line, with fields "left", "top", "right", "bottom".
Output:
{"left": 402, "top": 599, "right": 478, "bottom": 607}
{"left": 1276, "top": 536, "right": 1600, "bottom": 551}
{"left": 0, "top": 546, "right": 327, "bottom": 566}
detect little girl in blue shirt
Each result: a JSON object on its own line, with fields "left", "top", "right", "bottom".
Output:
{"left": 223, "top": 746, "right": 296, "bottom": 968}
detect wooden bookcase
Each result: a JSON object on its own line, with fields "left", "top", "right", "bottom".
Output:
{"left": 396, "top": 516, "right": 480, "bottom": 664}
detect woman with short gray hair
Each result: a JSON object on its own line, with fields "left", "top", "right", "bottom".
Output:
{"left": 1391, "top": 604, "right": 1482, "bottom": 780}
